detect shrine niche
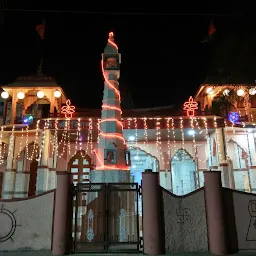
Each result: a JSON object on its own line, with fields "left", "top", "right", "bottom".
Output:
{"left": 104, "top": 143, "right": 117, "bottom": 165}
{"left": 105, "top": 57, "right": 118, "bottom": 69}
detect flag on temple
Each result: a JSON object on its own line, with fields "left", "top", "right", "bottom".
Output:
{"left": 208, "top": 20, "right": 216, "bottom": 36}
{"left": 36, "top": 21, "right": 45, "bottom": 40}
{"left": 201, "top": 20, "right": 216, "bottom": 43}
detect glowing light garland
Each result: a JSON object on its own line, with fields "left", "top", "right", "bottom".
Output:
{"left": 203, "top": 117, "right": 212, "bottom": 166}
{"left": 180, "top": 118, "right": 185, "bottom": 159}
{"left": 171, "top": 118, "right": 177, "bottom": 154}
{"left": 166, "top": 118, "right": 171, "bottom": 167}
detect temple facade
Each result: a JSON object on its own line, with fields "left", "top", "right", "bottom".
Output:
{"left": 0, "top": 32, "right": 256, "bottom": 200}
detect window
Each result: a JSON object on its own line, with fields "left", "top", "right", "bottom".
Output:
{"left": 68, "top": 150, "right": 93, "bottom": 185}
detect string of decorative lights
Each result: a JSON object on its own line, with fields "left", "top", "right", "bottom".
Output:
{"left": 134, "top": 118, "right": 139, "bottom": 157}
{"left": 203, "top": 117, "right": 212, "bottom": 164}
{"left": 0, "top": 125, "right": 5, "bottom": 165}
{"left": 189, "top": 117, "right": 197, "bottom": 157}
{"left": 171, "top": 117, "right": 176, "bottom": 154}
{"left": 7, "top": 126, "right": 15, "bottom": 165}
{"left": 89, "top": 118, "right": 93, "bottom": 154}
{"left": 97, "top": 118, "right": 101, "bottom": 143}
{"left": 17, "top": 128, "right": 24, "bottom": 160}
{"left": 213, "top": 117, "right": 223, "bottom": 163}
{"left": 143, "top": 118, "right": 150, "bottom": 154}
{"left": 67, "top": 120, "right": 71, "bottom": 156}
{"left": 180, "top": 117, "right": 185, "bottom": 159}
{"left": 166, "top": 118, "right": 171, "bottom": 167}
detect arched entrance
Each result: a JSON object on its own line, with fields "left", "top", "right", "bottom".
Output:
{"left": 171, "top": 148, "right": 197, "bottom": 195}
{"left": 128, "top": 146, "right": 159, "bottom": 184}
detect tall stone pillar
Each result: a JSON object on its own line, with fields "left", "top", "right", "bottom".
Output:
{"left": 142, "top": 170, "right": 165, "bottom": 255}
{"left": 52, "top": 172, "right": 72, "bottom": 255}
{"left": 204, "top": 171, "right": 229, "bottom": 255}
{"left": 1, "top": 134, "right": 16, "bottom": 199}
{"left": 91, "top": 32, "right": 130, "bottom": 183}
{"left": 36, "top": 129, "right": 50, "bottom": 194}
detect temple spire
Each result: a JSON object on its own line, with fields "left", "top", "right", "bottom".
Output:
{"left": 108, "top": 31, "right": 114, "bottom": 42}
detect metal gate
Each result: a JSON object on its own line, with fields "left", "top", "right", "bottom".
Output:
{"left": 72, "top": 182, "right": 142, "bottom": 253}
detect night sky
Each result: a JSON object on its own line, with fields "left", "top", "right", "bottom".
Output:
{"left": 0, "top": 2, "right": 251, "bottom": 109}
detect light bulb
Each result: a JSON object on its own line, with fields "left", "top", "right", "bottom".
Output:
{"left": 37, "top": 91, "right": 44, "bottom": 98}
{"left": 223, "top": 89, "right": 230, "bottom": 96}
{"left": 54, "top": 90, "right": 61, "bottom": 98}
{"left": 17, "top": 92, "right": 25, "bottom": 99}
{"left": 188, "top": 130, "right": 195, "bottom": 136}
{"left": 249, "top": 87, "right": 256, "bottom": 95}
{"left": 1, "top": 91, "right": 9, "bottom": 99}
{"left": 206, "top": 87, "right": 214, "bottom": 95}
{"left": 237, "top": 89, "right": 245, "bottom": 96}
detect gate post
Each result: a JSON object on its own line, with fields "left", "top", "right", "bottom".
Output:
{"left": 52, "top": 172, "right": 72, "bottom": 255}
{"left": 142, "top": 169, "right": 165, "bottom": 255}
{"left": 204, "top": 171, "right": 229, "bottom": 255}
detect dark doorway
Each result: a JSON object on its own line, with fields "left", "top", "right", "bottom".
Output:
{"left": 28, "top": 159, "right": 38, "bottom": 197}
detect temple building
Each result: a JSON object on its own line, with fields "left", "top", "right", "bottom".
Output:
{"left": 1, "top": 31, "right": 256, "bottom": 201}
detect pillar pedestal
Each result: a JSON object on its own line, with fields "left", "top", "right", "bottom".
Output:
{"left": 48, "top": 168, "right": 57, "bottom": 190}
{"left": 52, "top": 172, "right": 72, "bottom": 255}
{"left": 1, "top": 169, "right": 16, "bottom": 199}
{"left": 142, "top": 170, "right": 165, "bottom": 255}
{"left": 204, "top": 171, "right": 229, "bottom": 255}
{"left": 36, "top": 166, "right": 49, "bottom": 194}
{"left": 14, "top": 172, "right": 30, "bottom": 198}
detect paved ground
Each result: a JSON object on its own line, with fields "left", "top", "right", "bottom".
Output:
{"left": 0, "top": 251, "right": 256, "bottom": 256}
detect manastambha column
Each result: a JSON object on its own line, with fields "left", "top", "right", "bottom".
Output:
{"left": 90, "top": 32, "right": 130, "bottom": 183}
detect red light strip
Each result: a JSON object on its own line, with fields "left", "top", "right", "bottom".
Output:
{"left": 101, "top": 60, "right": 121, "bottom": 100}
{"left": 100, "top": 118, "right": 123, "bottom": 128}
{"left": 94, "top": 150, "right": 129, "bottom": 170}
{"left": 108, "top": 32, "right": 118, "bottom": 50}
{"left": 102, "top": 104, "right": 122, "bottom": 113}
{"left": 99, "top": 132, "right": 125, "bottom": 143}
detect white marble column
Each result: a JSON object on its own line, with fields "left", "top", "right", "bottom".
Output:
{"left": 36, "top": 129, "right": 50, "bottom": 194}
{"left": 2, "top": 134, "right": 16, "bottom": 199}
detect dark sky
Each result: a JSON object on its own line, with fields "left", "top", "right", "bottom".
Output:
{"left": 0, "top": 2, "right": 251, "bottom": 109}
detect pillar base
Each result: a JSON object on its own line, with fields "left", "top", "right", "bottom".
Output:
{"left": 36, "top": 166, "right": 49, "bottom": 195}
{"left": 14, "top": 172, "right": 30, "bottom": 198}
{"left": 2, "top": 169, "right": 16, "bottom": 199}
